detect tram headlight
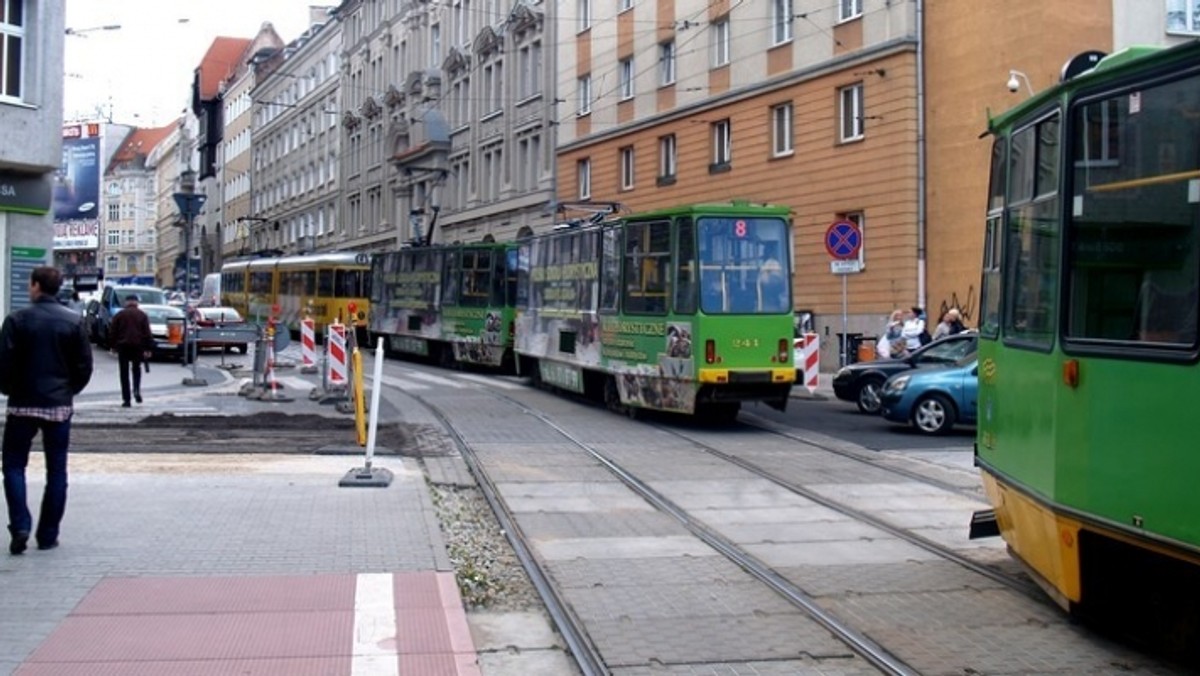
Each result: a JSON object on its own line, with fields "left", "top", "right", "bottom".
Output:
{"left": 885, "top": 374, "right": 910, "bottom": 393}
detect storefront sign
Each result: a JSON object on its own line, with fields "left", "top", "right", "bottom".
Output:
{"left": 0, "top": 172, "right": 52, "bottom": 215}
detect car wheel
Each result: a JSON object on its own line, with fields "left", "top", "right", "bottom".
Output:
{"left": 912, "top": 394, "right": 956, "bottom": 435}
{"left": 855, "top": 377, "right": 885, "bottom": 414}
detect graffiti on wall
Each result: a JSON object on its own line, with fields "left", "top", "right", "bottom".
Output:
{"left": 936, "top": 286, "right": 977, "bottom": 324}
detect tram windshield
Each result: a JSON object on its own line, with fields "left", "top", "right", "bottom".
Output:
{"left": 698, "top": 217, "right": 791, "bottom": 314}
{"left": 1066, "top": 72, "right": 1200, "bottom": 347}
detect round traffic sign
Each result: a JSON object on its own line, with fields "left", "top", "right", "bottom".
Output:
{"left": 825, "top": 221, "right": 862, "bottom": 260}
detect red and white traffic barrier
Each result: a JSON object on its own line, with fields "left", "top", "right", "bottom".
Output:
{"left": 300, "top": 316, "right": 318, "bottom": 374}
{"left": 328, "top": 322, "right": 348, "bottom": 386}
{"left": 795, "top": 332, "right": 820, "bottom": 394}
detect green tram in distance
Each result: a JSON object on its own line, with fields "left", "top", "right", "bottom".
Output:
{"left": 974, "top": 42, "right": 1200, "bottom": 655}
{"left": 368, "top": 242, "right": 519, "bottom": 370}
{"left": 515, "top": 201, "right": 796, "bottom": 418}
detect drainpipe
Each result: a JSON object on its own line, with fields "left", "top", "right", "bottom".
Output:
{"left": 915, "top": 0, "right": 927, "bottom": 310}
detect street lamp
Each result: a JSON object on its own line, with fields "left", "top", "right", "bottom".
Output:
{"left": 174, "top": 168, "right": 207, "bottom": 386}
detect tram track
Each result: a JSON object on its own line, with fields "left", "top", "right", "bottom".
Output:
{"left": 400, "top": 380, "right": 924, "bottom": 675}
{"left": 644, "top": 418, "right": 1049, "bottom": 605}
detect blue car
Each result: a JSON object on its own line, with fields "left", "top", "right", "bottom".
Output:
{"left": 879, "top": 356, "right": 977, "bottom": 435}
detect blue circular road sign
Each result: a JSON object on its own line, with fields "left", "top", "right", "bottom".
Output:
{"left": 825, "top": 221, "right": 862, "bottom": 260}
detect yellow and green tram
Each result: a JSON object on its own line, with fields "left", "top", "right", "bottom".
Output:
{"left": 515, "top": 201, "right": 796, "bottom": 418}
{"left": 974, "top": 43, "right": 1200, "bottom": 656}
{"left": 219, "top": 252, "right": 371, "bottom": 337}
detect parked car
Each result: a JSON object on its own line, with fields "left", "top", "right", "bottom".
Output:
{"left": 83, "top": 285, "right": 168, "bottom": 347}
{"left": 139, "top": 304, "right": 188, "bottom": 361}
{"left": 879, "top": 356, "right": 978, "bottom": 435}
{"left": 831, "top": 331, "right": 977, "bottom": 413}
{"left": 189, "top": 306, "right": 250, "bottom": 354}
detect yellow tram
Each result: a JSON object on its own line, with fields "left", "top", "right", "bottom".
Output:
{"left": 219, "top": 253, "right": 371, "bottom": 336}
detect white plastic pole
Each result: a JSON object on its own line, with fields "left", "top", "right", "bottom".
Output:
{"left": 364, "top": 337, "right": 385, "bottom": 471}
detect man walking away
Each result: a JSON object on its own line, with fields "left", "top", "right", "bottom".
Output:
{"left": 110, "top": 295, "right": 153, "bottom": 407}
{"left": 0, "top": 266, "right": 94, "bottom": 555}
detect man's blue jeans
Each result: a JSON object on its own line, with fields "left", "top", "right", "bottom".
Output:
{"left": 2, "top": 414, "right": 71, "bottom": 544}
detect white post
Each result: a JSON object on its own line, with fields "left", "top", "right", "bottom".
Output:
{"left": 364, "top": 337, "right": 385, "bottom": 471}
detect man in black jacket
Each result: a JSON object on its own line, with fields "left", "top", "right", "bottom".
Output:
{"left": 0, "top": 267, "right": 94, "bottom": 555}
{"left": 109, "top": 295, "right": 153, "bottom": 407}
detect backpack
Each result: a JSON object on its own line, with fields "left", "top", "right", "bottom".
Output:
{"left": 918, "top": 329, "right": 932, "bottom": 346}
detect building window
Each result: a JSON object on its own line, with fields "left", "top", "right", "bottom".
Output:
{"left": 107, "top": 229, "right": 120, "bottom": 247}
{"left": 430, "top": 23, "right": 441, "bottom": 68}
{"left": 518, "top": 40, "right": 542, "bottom": 98}
{"left": 107, "top": 203, "right": 120, "bottom": 222}
{"left": 578, "top": 0, "right": 591, "bottom": 31}
{"left": 619, "top": 146, "right": 635, "bottom": 191}
{"left": 0, "top": 0, "right": 23, "bottom": 100}
{"left": 658, "top": 134, "right": 676, "bottom": 183}
{"left": 659, "top": 41, "right": 675, "bottom": 87}
{"left": 619, "top": 58, "right": 634, "bottom": 100}
{"left": 839, "top": 82, "right": 865, "bottom": 142}
{"left": 839, "top": 0, "right": 863, "bottom": 22}
{"left": 619, "top": 0, "right": 633, "bottom": 11}
{"left": 577, "top": 158, "right": 591, "bottom": 199}
{"left": 1166, "top": 0, "right": 1200, "bottom": 33}
{"left": 577, "top": 74, "right": 591, "bottom": 115}
{"left": 771, "top": 103, "right": 793, "bottom": 156}
{"left": 711, "top": 18, "right": 730, "bottom": 67}
{"left": 772, "top": 0, "right": 793, "bottom": 45}
{"left": 483, "top": 61, "right": 504, "bottom": 114}
{"left": 711, "top": 119, "right": 731, "bottom": 170}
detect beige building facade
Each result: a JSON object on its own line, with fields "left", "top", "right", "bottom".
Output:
{"left": 147, "top": 124, "right": 183, "bottom": 288}
{"left": 250, "top": 11, "right": 342, "bottom": 255}
{"left": 559, "top": 0, "right": 1122, "bottom": 368}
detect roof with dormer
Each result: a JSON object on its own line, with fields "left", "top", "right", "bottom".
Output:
{"left": 106, "top": 125, "right": 175, "bottom": 173}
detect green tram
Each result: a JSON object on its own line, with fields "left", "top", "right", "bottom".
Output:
{"left": 515, "top": 201, "right": 796, "bottom": 417}
{"left": 368, "top": 242, "right": 519, "bottom": 370}
{"left": 974, "top": 43, "right": 1200, "bottom": 648}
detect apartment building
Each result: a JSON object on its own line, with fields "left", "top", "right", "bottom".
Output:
{"left": 250, "top": 10, "right": 342, "bottom": 255}
{"left": 0, "top": 0, "right": 65, "bottom": 314}
{"left": 99, "top": 125, "right": 174, "bottom": 284}
{"left": 146, "top": 123, "right": 184, "bottom": 288}
{"left": 558, "top": 0, "right": 1121, "bottom": 367}
{"left": 334, "top": 0, "right": 557, "bottom": 251}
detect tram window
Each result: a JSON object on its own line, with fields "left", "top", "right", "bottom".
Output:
{"left": 443, "top": 251, "right": 461, "bottom": 305}
{"left": 515, "top": 246, "right": 531, "bottom": 308}
{"left": 697, "top": 216, "right": 790, "bottom": 314}
{"left": 1066, "top": 75, "right": 1200, "bottom": 347}
{"left": 336, "top": 270, "right": 362, "bottom": 298}
{"left": 250, "top": 271, "right": 272, "bottom": 294}
{"left": 600, "top": 227, "right": 621, "bottom": 312}
{"left": 1003, "top": 116, "right": 1060, "bottom": 347}
{"left": 674, "top": 218, "right": 697, "bottom": 314}
{"left": 461, "top": 250, "right": 491, "bottom": 307}
{"left": 623, "top": 221, "right": 670, "bottom": 315}
{"left": 317, "top": 270, "right": 333, "bottom": 297}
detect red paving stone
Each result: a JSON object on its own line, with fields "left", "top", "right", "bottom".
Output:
{"left": 17, "top": 572, "right": 480, "bottom": 676}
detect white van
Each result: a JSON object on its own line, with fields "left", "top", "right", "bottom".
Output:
{"left": 200, "top": 273, "right": 221, "bottom": 307}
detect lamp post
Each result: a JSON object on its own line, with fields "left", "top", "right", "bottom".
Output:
{"left": 173, "top": 168, "right": 207, "bottom": 386}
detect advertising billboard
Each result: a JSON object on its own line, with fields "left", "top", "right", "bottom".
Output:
{"left": 53, "top": 123, "right": 102, "bottom": 251}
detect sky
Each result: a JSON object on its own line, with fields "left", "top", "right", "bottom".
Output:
{"left": 65, "top": 1, "right": 320, "bottom": 128}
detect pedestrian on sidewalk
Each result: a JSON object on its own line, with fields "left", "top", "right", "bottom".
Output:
{"left": 0, "top": 266, "right": 94, "bottom": 555}
{"left": 110, "top": 295, "right": 153, "bottom": 407}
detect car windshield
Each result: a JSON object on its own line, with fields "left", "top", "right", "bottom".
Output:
{"left": 913, "top": 334, "right": 977, "bottom": 364}
{"left": 118, "top": 288, "right": 167, "bottom": 305}
{"left": 198, "top": 308, "right": 242, "bottom": 322}
{"left": 142, "top": 307, "right": 183, "bottom": 322}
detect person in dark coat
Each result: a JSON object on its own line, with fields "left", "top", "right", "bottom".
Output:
{"left": 0, "top": 266, "right": 94, "bottom": 555}
{"left": 109, "top": 295, "right": 154, "bottom": 407}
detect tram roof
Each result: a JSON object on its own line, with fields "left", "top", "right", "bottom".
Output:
{"left": 986, "top": 40, "right": 1200, "bottom": 134}
{"left": 238, "top": 252, "right": 370, "bottom": 271}
{"left": 624, "top": 201, "right": 793, "bottom": 221}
